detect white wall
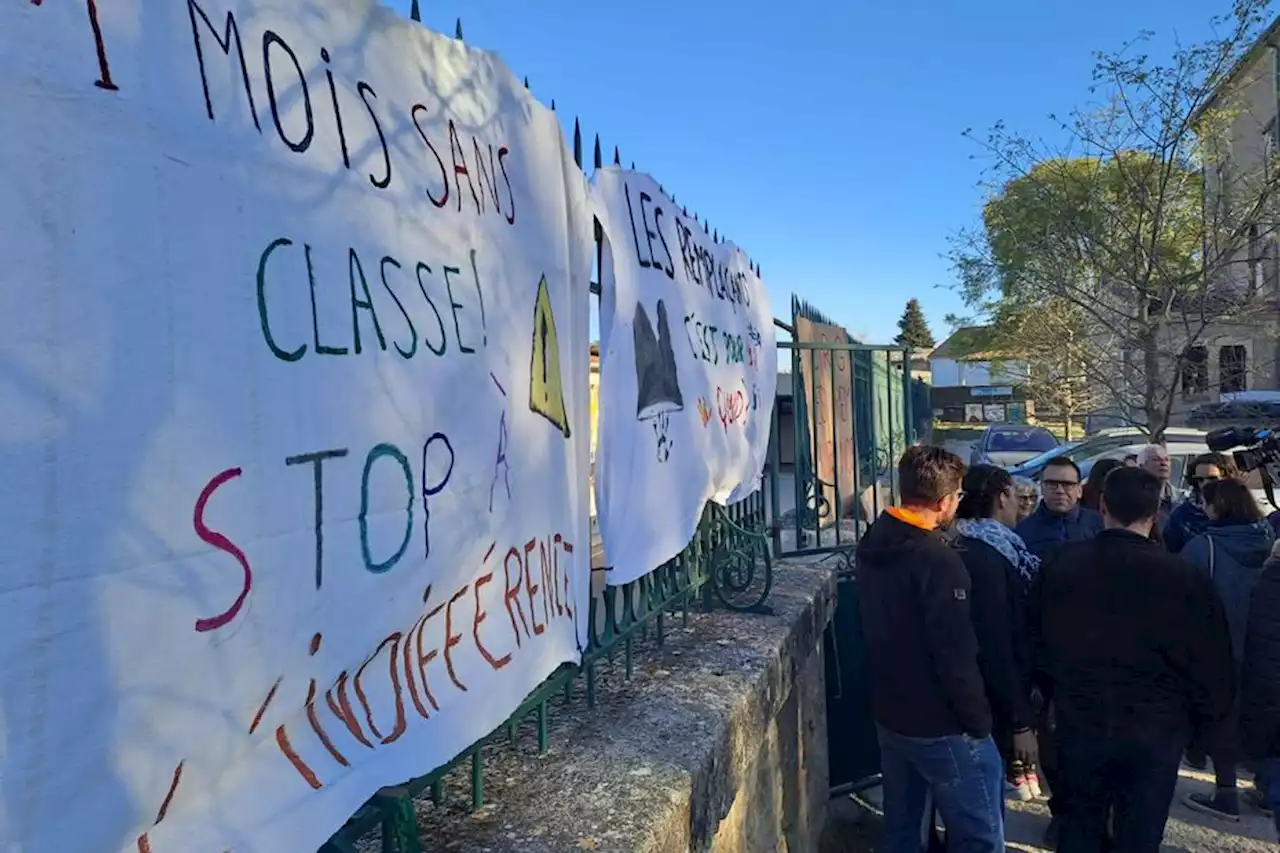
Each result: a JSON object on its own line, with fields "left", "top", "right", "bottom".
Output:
{"left": 931, "top": 358, "right": 961, "bottom": 386}
{"left": 930, "top": 358, "right": 1029, "bottom": 388}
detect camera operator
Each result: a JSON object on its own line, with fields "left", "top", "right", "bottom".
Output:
{"left": 1165, "top": 452, "right": 1240, "bottom": 554}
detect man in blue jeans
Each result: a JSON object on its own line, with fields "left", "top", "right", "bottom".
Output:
{"left": 857, "top": 446, "right": 1005, "bottom": 852}
{"left": 1027, "top": 467, "right": 1234, "bottom": 852}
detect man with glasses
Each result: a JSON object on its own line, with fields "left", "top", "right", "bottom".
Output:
{"left": 1016, "top": 457, "right": 1104, "bottom": 561}
{"left": 1015, "top": 456, "right": 1102, "bottom": 846}
{"left": 857, "top": 446, "right": 1005, "bottom": 853}
{"left": 1164, "top": 452, "right": 1237, "bottom": 554}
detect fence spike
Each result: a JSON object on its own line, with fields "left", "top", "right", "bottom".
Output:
{"left": 455, "top": 18, "right": 464, "bottom": 40}
{"left": 613, "top": 146, "right": 620, "bottom": 165}
{"left": 682, "top": 205, "right": 688, "bottom": 216}
{"left": 409, "top": 0, "right": 421, "bottom": 22}
{"left": 630, "top": 160, "right": 635, "bottom": 170}
{"left": 572, "top": 118, "right": 582, "bottom": 168}
{"left": 593, "top": 135, "right": 602, "bottom": 169}
{"left": 713, "top": 229, "right": 718, "bottom": 242}
{"left": 550, "top": 99, "right": 556, "bottom": 111}
{"left": 704, "top": 220, "right": 709, "bottom": 235}
{"left": 524, "top": 76, "right": 530, "bottom": 89}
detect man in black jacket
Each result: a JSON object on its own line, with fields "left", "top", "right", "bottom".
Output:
{"left": 1241, "top": 547, "right": 1280, "bottom": 838}
{"left": 1028, "top": 467, "right": 1235, "bottom": 853}
{"left": 1013, "top": 455, "right": 1101, "bottom": 844}
{"left": 857, "top": 446, "right": 1004, "bottom": 853}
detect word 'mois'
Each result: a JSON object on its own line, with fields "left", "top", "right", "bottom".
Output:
{"left": 187, "top": 1, "right": 516, "bottom": 221}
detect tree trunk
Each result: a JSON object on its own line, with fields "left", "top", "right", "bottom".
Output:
{"left": 1140, "top": 309, "right": 1166, "bottom": 440}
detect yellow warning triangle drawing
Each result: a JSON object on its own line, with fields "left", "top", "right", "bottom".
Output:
{"left": 529, "top": 275, "right": 570, "bottom": 438}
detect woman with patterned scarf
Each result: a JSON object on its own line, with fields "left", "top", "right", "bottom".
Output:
{"left": 954, "top": 464, "right": 1042, "bottom": 801}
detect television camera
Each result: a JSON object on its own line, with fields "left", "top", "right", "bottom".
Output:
{"left": 1206, "top": 426, "right": 1280, "bottom": 508}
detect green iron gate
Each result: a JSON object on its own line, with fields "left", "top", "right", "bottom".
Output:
{"left": 768, "top": 299, "right": 914, "bottom": 561}
{"left": 765, "top": 299, "right": 916, "bottom": 796}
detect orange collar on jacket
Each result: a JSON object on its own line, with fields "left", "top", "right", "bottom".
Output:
{"left": 887, "top": 506, "right": 935, "bottom": 531}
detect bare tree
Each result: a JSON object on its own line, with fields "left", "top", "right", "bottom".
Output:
{"left": 986, "top": 299, "right": 1111, "bottom": 440}
{"left": 952, "top": 0, "right": 1280, "bottom": 438}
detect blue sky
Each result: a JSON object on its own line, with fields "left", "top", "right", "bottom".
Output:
{"left": 388, "top": 0, "right": 1224, "bottom": 343}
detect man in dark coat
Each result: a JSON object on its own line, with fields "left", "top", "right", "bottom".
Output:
{"left": 1027, "top": 467, "right": 1235, "bottom": 852}
{"left": 1241, "top": 545, "right": 1280, "bottom": 838}
{"left": 1014, "top": 454, "right": 1101, "bottom": 844}
{"left": 856, "top": 446, "right": 1005, "bottom": 853}
{"left": 1015, "top": 457, "right": 1103, "bottom": 560}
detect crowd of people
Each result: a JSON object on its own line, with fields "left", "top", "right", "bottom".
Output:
{"left": 855, "top": 442, "right": 1280, "bottom": 852}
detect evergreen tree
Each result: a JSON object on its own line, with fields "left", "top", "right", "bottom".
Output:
{"left": 894, "top": 298, "right": 935, "bottom": 349}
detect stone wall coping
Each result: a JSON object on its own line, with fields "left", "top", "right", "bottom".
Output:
{"left": 365, "top": 557, "right": 839, "bottom": 853}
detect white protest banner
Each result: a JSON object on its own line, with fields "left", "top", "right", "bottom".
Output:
{"left": 0, "top": 3, "right": 594, "bottom": 852}
{"left": 591, "top": 169, "right": 777, "bottom": 584}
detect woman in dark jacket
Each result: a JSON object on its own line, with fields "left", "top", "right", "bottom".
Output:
{"left": 1180, "top": 478, "right": 1274, "bottom": 821}
{"left": 1166, "top": 452, "right": 1238, "bottom": 554}
{"left": 953, "top": 465, "right": 1040, "bottom": 786}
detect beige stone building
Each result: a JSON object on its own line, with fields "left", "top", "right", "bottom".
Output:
{"left": 1168, "top": 18, "right": 1280, "bottom": 424}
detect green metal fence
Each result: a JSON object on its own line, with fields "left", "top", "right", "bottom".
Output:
{"left": 320, "top": 9, "right": 775, "bottom": 851}
{"left": 770, "top": 299, "right": 915, "bottom": 560}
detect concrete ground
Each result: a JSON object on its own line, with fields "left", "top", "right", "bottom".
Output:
{"left": 822, "top": 764, "right": 1278, "bottom": 852}
{"left": 821, "top": 797, "right": 880, "bottom": 852}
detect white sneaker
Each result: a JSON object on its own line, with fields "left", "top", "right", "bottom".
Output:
{"left": 1025, "top": 770, "right": 1043, "bottom": 799}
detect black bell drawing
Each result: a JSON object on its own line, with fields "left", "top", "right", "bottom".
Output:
{"left": 633, "top": 299, "right": 684, "bottom": 421}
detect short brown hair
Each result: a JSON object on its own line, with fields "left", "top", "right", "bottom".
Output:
{"left": 898, "top": 445, "right": 965, "bottom": 505}
{"left": 1201, "top": 478, "right": 1262, "bottom": 523}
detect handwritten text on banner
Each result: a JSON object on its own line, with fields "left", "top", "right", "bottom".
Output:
{"left": 591, "top": 168, "right": 777, "bottom": 584}
{"left": 0, "top": 2, "right": 593, "bottom": 851}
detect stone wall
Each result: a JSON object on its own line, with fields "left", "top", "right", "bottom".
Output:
{"left": 394, "top": 559, "right": 837, "bottom": 853}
